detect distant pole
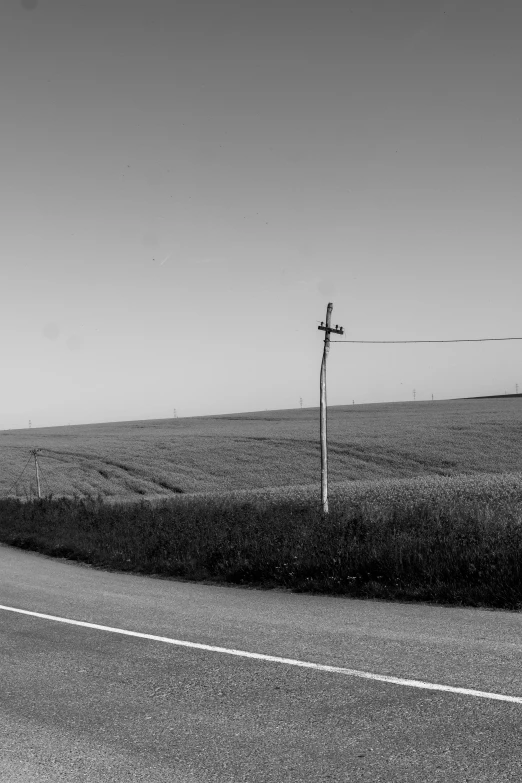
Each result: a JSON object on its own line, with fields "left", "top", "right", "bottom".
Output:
{"left": 318, "top": 304, "right": 344, "bottom": 515}
{"left": 173, "top": 408, "right": 177, "bottom": 418}
{"left": 432, "top": 394, "right": 434, "bottom": 401}
{"left": 32, "top": 449, "right": 41, "bottom": 499}
{"left": 413, "top": 389, "right": 416, "bottom": 401}
{"left": 300, "top": 397, "right": 303, "bottom": 410}
{"left": 29, "top": 420, "right": 31, "bottom": 428}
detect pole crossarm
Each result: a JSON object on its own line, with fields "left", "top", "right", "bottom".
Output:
{"left": 318, "top": 325, "right": 344, "bottom": 336}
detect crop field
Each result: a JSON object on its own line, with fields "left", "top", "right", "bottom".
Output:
{"left": 1, "top": 397, "right": 522, "bottom": 502}
{"left": 1, "top": 397, "right": 521, "bottom": 609}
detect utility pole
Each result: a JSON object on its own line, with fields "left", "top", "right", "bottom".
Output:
{"left": 32, "top": 449, "right": 41, "bottom": 499}
{"left": 300, "top": 397, "right": 303, "bottom": 410}
{"left": 318, "top": 303, "right": 344, "bottom": 515}
{"left": 413, "top": 389, "right": 416, "bottom": 401}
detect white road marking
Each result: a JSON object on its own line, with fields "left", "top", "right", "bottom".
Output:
{"left": 1, "top": 603, "right": 521, "bottom": 704}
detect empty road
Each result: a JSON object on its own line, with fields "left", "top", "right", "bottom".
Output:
{"left": 1, "top": 543, "right": 521, "bottom": 782}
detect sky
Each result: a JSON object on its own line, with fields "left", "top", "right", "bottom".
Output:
{"left": 1, "top": 0, "right": 521, "bottom": 429}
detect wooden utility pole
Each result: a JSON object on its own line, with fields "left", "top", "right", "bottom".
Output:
{"left": 318, "top": 303, "right": 344, "bottom": 515}
{"left": 32, "top": 449, "right": 41, "bottom": 499}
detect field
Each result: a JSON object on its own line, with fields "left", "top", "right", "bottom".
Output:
{"left": 1, "top": 397, "right": 522, "bottom": 610}
{"left": 1, "top": 397, "right": 522, "bottom": 501}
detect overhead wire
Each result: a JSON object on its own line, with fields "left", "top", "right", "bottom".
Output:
{"left": 330, "top": 337, "right": 522, "bottom": 343}
{"left": 3, "top": 453, "right": 33, "bottom": 498}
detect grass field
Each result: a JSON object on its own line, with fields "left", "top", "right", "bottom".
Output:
{"left": 1, "top": 397, "right": 521, "bottom": 609}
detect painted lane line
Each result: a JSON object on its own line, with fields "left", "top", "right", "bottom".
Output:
{"left": 1, "top": 604, "right": 521, "bottom": 704}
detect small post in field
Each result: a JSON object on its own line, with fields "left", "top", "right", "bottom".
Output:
{"left": 32, "top": 449, "right": 41, "bottom": 499}
{"left": 318, "top": 303, "right": 344, "bottom": 515}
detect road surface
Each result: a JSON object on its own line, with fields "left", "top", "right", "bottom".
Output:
{"left": 1, "top": 543, "right": 521, "bottom": 782}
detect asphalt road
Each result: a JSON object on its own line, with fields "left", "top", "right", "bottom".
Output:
{"left": 1, "top": 543, "right": 522, "bottom": 782}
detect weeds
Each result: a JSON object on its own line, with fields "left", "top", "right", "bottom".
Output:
{"left": 1, "top": 472, "right": 521, "bottom": 609}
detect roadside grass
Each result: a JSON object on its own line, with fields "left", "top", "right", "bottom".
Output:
{"left": 2, "top": 398, "right": 521, "bottom": 608}
{"left": 1, "top": 472, "right": 521, "bottom": 610}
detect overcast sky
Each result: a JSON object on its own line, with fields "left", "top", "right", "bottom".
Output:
{"left": 1, "top": 0, "right": 521, "bottom": 429}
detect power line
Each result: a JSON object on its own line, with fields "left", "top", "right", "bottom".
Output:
{"left": 4, "top": 454, "right": 33, "bottom": 498}
{"left": 331, "top": 337, "right": 522, "bottom": 343}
